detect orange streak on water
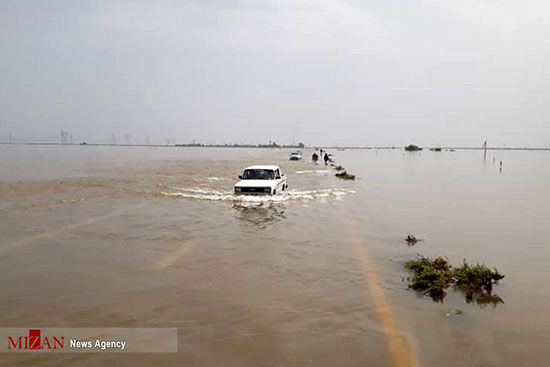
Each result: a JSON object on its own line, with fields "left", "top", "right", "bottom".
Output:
{"left": 0, "top": 204, "right": 142, "bottom": 254}
{"left": 344, "top": 214, "right": 418, "bottom": 367}
{"left": 152, "top": 239, "right": 197, "bottom": 272}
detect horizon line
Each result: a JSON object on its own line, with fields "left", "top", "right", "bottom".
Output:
{"left": 1, "top": 142, "right": 549, "bottom": 151}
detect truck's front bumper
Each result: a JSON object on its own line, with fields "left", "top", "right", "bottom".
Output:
{"left": 235, "top": 192, "right": 272, "bottom": 196}
{"left": 235, "top": 187, "right": 273, "bottom": 195}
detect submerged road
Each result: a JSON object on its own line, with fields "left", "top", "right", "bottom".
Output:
{"left": 343, "top": 210, "right": 418, "bottom": 367}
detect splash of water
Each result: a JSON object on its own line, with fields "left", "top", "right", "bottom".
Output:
{"left": 158, "top": 187, "right": 354, "bottom": 203}
{"left": 295, "top": 170, "right": 333, "bottom": 175}
{"left": 205, "top": 177, "right": 231, "bottom": 181}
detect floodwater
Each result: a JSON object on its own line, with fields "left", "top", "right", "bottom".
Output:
{"left": 1, "top": 145, "right": 549, "bottom": 366}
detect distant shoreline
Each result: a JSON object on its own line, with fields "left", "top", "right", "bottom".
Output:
{"left": 0, "top": 142, "right": 549, "bottom": 151}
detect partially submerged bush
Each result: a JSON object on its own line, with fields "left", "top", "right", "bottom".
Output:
{"left": 335, "top": 171, "right": 355, "bottom": 180}
{"left": 404, "top": 256, "right": 505, "bottom": 305}
{"left": 404, "top": 257, "right": 452, "bottom": 302}
{"left": 453, "top": 261, "right": 504, "bottom": 301}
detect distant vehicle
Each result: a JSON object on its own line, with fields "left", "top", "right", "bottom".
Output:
{"left": 235, "top": 165, "right": 288, "bottom": 195}
{"left": 289, "top": 151, "right": 303, "bottom": 160}
{"left": 405, "top": 144, "right": 423, "bottom": 152}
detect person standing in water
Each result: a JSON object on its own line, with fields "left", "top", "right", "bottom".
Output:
{"left": 324, "top": 152, "right": 329, "bottom": 165}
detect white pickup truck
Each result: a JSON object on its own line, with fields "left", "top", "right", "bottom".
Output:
{"left": 234, "top": 165, "right": 288, "bottom": 195}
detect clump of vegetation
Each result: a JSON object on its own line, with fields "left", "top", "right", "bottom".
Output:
{"left": 335, "top": 171, "right": 355, "bottom": 180}
{"left": 404, "top": 144, "right": 423, "bottom": 151}
{"left": 334, "top": 165, "right": 345, "bottom": 171}
{"left": 473, "top": 293, "right": 504, "bottom": 308}
{"left": 404, "top": 257, "right": 453, "bottom": 301}
{"left": 404, "top": 256, "right": 505, "bottom": 305}
{"left": 453, "top": 261, "right": 504, "bottom": 302}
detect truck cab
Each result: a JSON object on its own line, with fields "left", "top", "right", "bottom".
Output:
{"left": 234, "top": 165, "right": 288, "bottom": 195}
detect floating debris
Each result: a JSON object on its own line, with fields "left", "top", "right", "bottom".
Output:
{"left": 334, "top": 165, "right": 345, "bottom": 171}
{"left": 445, "top": 308, "right": 464, "bottom": 317}
{"left": 429, "top": 147, "right": 442, "bottom": 152}
{"left": 335, "top": 171, "right": 356, "bottom": 180}
{"left": 405, "top": 234, "right": 418, "bottom": 245}
{"left": 404, "top": 256, "right": 505, "bottom": 305}
{"left": 405, "top": 144, "right": 423, "bottom": 152}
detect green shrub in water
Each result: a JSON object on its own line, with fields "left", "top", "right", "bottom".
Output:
{"left": 453, "top": 261, "right": 504, "bottom": 301}
{"left": 404, "top": 256, "right": 504, "bottom": 305}
{"left": 404, "top": 257, "right": 453, "bottom": 302}
{"left": 335, "top": 171, "right": 356, "bottom": 180}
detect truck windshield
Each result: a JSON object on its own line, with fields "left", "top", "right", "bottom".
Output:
{"left": 242, "top": 169, "right": 275, "bottom": 180}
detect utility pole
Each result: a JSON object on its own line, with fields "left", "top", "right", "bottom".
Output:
{"left": 125, "top": 134, "right": 131, "bottom": 145}
{"left": 9, "top": 132, "right": 12, "bottom": 144}
{"left": 146, "top": 135, "right": 150, "bottom": 145}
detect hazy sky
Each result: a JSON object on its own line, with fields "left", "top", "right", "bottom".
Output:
{"left": 1, "top": 0, "right": 549, "bottom": 146}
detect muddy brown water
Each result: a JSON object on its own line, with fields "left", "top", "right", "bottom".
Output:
{"left": 1, "top": 145, "right": 549, "bottom": 366}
